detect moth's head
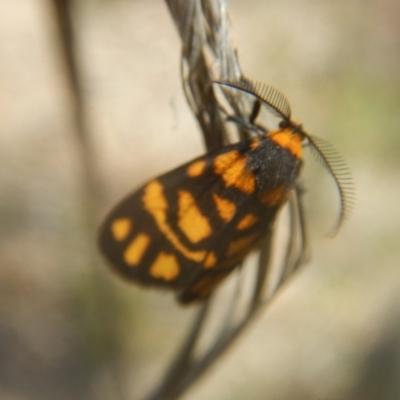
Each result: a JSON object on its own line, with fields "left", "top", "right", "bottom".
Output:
{"left": 213, "top": 77, "right": 355, "bottom": 236}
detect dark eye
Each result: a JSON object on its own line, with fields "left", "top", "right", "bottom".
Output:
{"left": 279, "top": 120, "right": 290, "bottom": 129}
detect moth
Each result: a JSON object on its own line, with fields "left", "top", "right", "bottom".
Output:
{"left": 98, "top": 78, "right": 353, "bottom": 304}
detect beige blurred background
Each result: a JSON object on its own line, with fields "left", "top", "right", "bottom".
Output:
{"left": 1, "top": 0, "right": 400, "bottom": 399}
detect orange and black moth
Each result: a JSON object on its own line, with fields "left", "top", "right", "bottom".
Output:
{"left": 98, "top": 79, "right": 352, "bottom": 304}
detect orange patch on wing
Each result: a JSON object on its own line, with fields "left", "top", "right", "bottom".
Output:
{"left": 142, "top": 181, "right": 206, "bottom": 261}
{"left": 214, "top": 151, "right": 256, "bottom": 194}
{"left": 124, "top": 233, "right": 150, "bottom": 266}
{"left": 214, "top": 150, "right": 240, "bottom": 170}
{"left": 189, "top": 273, "right": 229, "bottom": 298}
{"left": 259, "top": 184, "right": 286, "bottom": 206}
{"left": 111, "top": 218, "right": 132, "bottom": 241}
{"left": 226, "top": 233, "right": 259, "bottom": 258}
{"left": 143, "top": 180, "right": 168, "bottom": 209}
{"left": 213, "top": 193, "right": 236, "bottom": 222}
{"left": 187, "top": 160, "right": 206, "bottom": 177}
{"left": 237, "top": 214, "right": 258, "bottom": 230}
{"left": 250, "top": 138, "right": 260, "bottom": 150}
{"left": 204, "top": 252, "right": 217, "bottom": 268}
{"left": 150, "top": 252, "right": 180, "bottom": 281}
{"left": 178, "top": 190, "right": 212, "bottom": 243}
{"left": 268, "top": 128, "right": 302, "bottom": 158}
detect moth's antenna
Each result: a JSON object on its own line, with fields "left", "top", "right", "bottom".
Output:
{"left": 214, "top": 77, "right": 292, "bottom": 120}
{"left": 307, "top": 134, "right": 355, "bottom": 236}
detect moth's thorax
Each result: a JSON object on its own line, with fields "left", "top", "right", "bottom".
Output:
{"left": 267, "top": 128, "right": 303, "bottom": 159}
{"left": 245, "top": 130, "right": 303, "bottom": 193}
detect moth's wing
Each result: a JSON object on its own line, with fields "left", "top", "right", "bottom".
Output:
{"left": 99, "top": 142, "right": 288, "bottom": 303}
{"left": 166, "top": 150, "right": 286, "bottom": 303}
{"left": 98, "top": 151, "right": 231, "bottom": 293}
{"left": 175, "top": 181, "right": 282, "bottom": 303}
{"left": 172, "top": 147, "right": 294, "bottom": 303}
{"left": 98, "top": 182, "right": 183, "bottom": 290}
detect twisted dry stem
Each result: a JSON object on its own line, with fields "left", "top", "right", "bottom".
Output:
{"left": 144, "top": 1, "right": 309, "bottom": 399}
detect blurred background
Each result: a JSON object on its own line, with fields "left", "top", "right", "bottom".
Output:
{"left": 1, "top": 0, "right": 400, "bottom": 399}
